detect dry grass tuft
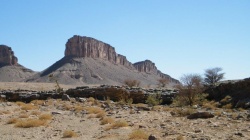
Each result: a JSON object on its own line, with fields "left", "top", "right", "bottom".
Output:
{"left": 73, "top": 105, "right": 84, "bottom": 113}
{"left": 222, "top": 103, "right": 233, "bottom": 109}
{"left": 31, "top": 100, "right": 45, "bottom": 106}
{"left": 62, "top": 103, "right": 73, "bottom": 110}
{"left": 39, "top": 114, "right": 52, "bottom": 120}
{"left": 176, "top": 135, "right": 186, "bottom": 140}
{"left": 19, "top": 114, "right": 29, "bottom": 118}
{"left": 96, "top": 111, "right": 106, "bottom": 118}
{"left": 30, "top": 111, "right": 41, "bottom": 116}
{"left": 100, "top": 117, "right": 115, "bottom": 125}
{"left": 15, "top": 119, "right": 47, "bottom": 128}
{"left": 85, "top": 107, "right": 103, "bottom": 114}
{"left": 129, "top": 129, "right": 149, "bottom": 139}
{"left": 171, "top": 108, "right": 196, "bottom": 117}
{"left": 16, "top": 101, "right": 25, "bottom": 106}
{"left": 105, "top": 120, "right": 128, "bottom": 130}
{"left": 0, "top": 110, "right": 11, "bottom": 115}
{"left": 20, "top": 104, "right": 38, "bottom": 111}
{"left": 6, "top": 118, "right": 19, "bottom": 124}
{"left": 62, "top": 130, "right": 78, "bottom": 138}
{"left": 87, "top": 97, "right": 95, "bottom": 102}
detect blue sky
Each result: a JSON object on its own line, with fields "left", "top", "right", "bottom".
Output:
{"left": 1, "top": 0, "right": 249, "bottom": 80}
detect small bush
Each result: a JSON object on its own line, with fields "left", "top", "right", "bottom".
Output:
{"left": 146, "top": 93, "right": 162, "bottom": 107}
{"left": 15, "top": 119, "right": 47, "bottom": 128}
{"left": 96, "top": 111, "right": 106, "bottom": 118}
{"left": 87, "top": 97, "right": 95, "bottom": 102}
{"left": 129, "top": 129, "right": 149, "bottom": 139}
{"left": 16, "top": 101, "right": 25, "bottom": 106}
{"left": 105, "top": 120, "right": 128, "bottom": 130}
{"left": 124, "top": 79, "right": 140, "bottom": 87}
{"left": 100, "top": 117, "right": 115, "bottom": 125}
{"left": 73, "top": 105, "right": 84, "bottom": 113}
{"left": 62, "top": 130, "right": 78, "bottom": 138}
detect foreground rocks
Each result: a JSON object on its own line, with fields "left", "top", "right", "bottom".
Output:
{"left": 0, "top": 85, "right": 177, "bottom": 104}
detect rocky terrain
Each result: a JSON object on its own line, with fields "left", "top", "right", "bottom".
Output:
{"left": 0, "top": 45, "right": 36, "bottom": 82}
{"left": 0, "top": 91, "right": 250, "bottom": 140}
{"left": 26, "top": 35, "right": 178, "bottom": 87}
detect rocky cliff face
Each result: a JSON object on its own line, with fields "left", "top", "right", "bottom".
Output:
{"left": 134, "top": 60, "right": 179, "bottom": 84}
{"left": 65, "top": 35, "right": 134, "bottom": 69}
{"left": 0, "top": 45, "right": 18, "bottom": 66}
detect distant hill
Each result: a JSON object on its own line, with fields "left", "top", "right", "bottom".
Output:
{"left": 27, "top": 35, "right": 179, "bottom": 87}
{"left": 0, "top": 45, "right": 36, "bottom": 82}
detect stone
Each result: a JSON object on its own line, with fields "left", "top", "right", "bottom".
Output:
{"left": 148, "top": 134, "right": 159, "bottom": 140}
{"left": 62, "top": 94, "right": 70, "bottom": 101}
{"left": 187, "top": 112, "right": 215, "bottom": 119}
{"left": 0, "top": 45, "right": 18, "bottom": 66}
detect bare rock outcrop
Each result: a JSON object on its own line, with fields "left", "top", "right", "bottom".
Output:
{"left": 134, "top": 60, "right": 179, "bottom": 84}
{"left": 0, "top": 45, "right": 18, "bottom": 66}
{"left": 65, "top": 35, "right": 134, "bottom": 69}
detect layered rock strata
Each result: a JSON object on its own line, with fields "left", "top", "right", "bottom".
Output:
{"left": 0, "top": 45, "right": 18, "bottom": 66}
{"left": 65, "top": 35, "right": 134, "bottom": 69}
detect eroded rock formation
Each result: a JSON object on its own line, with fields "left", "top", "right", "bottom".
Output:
{"left": 134, "top": 60, "right": 179, "bottom": 83}
{"left": 65, "top": 35, "right": 134, "bottom": 69}
{"left": 0, "top": 45, "right": 18, "bottom": 66}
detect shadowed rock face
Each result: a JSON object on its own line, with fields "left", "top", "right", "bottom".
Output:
{"left": 0, "top": 45, "right": 18, "bottom": 66}
{"left": 65, "top": 35, "right": 134, "bottom": 69}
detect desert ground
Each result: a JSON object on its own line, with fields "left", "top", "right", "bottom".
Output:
{"left": 0, "top": 82, "right": 250, "bottom": 140}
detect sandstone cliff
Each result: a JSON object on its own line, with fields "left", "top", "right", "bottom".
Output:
{"left": 65, "top": 35, "right": 134, "bottom": 69}
{"left": 0, "top": 45, "right": 18, "bottom": 67}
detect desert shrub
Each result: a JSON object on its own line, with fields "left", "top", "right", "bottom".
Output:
{"left": 62, "top": 130, "right": 78, "bottom": 138}
{"left": 214, "top": 110, "right": 222, "bottom": 116}
{"left": 15, "top": 119, "right": 47, "bottom": 128}
{"left": 105, "top": 120, "right": 128, "bottom": 130}
{"left": 176, "top": 135, "right": 186, "bottom": 140}
{"left": 145, "top": 93, "right": 162, "bottom": 106}
{"left": 124, "top": 79, "right": 140, "bottom": 87}
{"left": 39, "top": 114, "right": 52, "bottom": 120}
{"left": 129, "top": 129, "right": 149, "bottom": 139}
{"left": 175, "top": 74, "right": 204, "bottom": 106}
{"left": 157, "top": 78, "right": 169, "bottom": 88}
{"left": 100, "top": 117, "right": 115, "bottom": 125}
{"left": 118, "top": 98, "right": 133, "bottom": 106}
{"left": 6, "top": 118, "right": 19, "bottom": 124}
{"left": 87, "top": 97, "right": 95, "bottom": 102}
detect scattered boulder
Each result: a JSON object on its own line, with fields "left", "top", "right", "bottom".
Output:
{"left": 187, "top": 112, "right": 214, "bottom": 119}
